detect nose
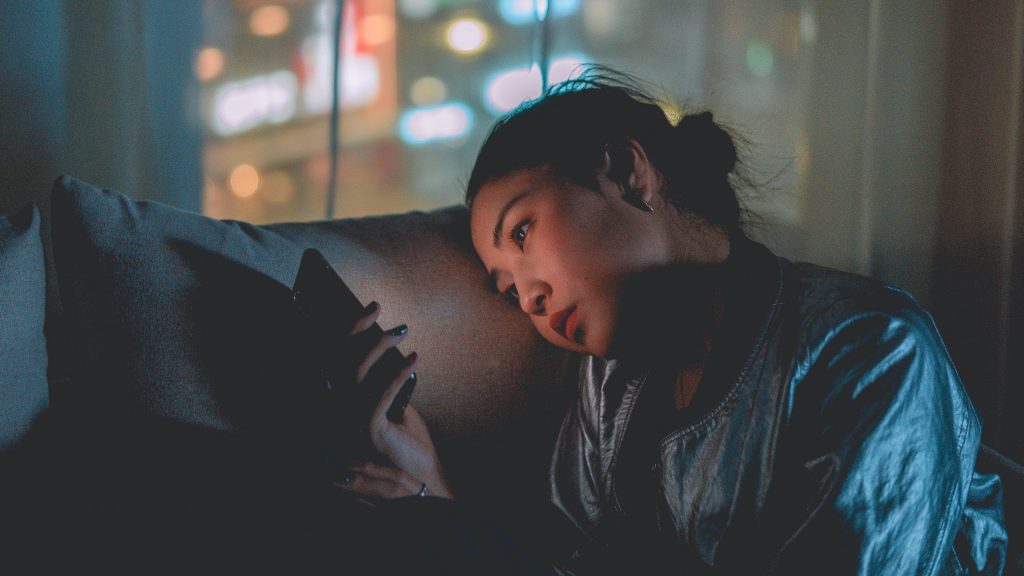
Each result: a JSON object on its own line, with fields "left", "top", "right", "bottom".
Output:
{"left": 519, "top": 282, "right": 549, "bottom": 315}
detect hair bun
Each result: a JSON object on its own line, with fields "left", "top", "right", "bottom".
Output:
{"left": 675, "top": 111, "right": 737, "bottom": 178}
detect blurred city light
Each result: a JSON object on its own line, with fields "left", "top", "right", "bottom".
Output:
{"left": 746, "top": 40, "right": 775, "bottom": 78}
{"left": 499, "top": 0, "right": 579, "bottom": 25}
{"left": 484, "top": 55, "right": 587, "bottom": 114}
{"left": 398, "top": 0, "right": 439, "bottom": 20}
{"left": 485, "top": 65, "right": 542, "bottom": 114}
{"left": 195, "top": 47, "right": 225, "bottom": 82}
{"left": 536, "top": 0, "right": 549, "bottom": 20}
{"left": 229, "top": 164, "right": 261, "bottom": 198}
{"left": 249, "top": 5, "right": 291, "bottom": 37}
{"left": 800, "top": 7, "right": 817, "bottom": 44}
{"left": 212, "top": 71, "right": 298, "bottom": 136}
{"left": 548, "top": 54, "right": 587, "bottom": 84}
{"left": 360, "top": 13, "right": 396, "bottom": 46}
{"left": 446, "top": 18, "right": 489, "bottom": 54}
{"left": 399, "top": 102, "right": 473, "bottom": 144}
{"left": 410, "top": 76, "right": 447, "bottom": 106}
{"left": 300, "top": 32, "right": 380, "bottom": 114}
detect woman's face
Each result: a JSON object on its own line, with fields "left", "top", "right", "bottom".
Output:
{"left": 470, "top": 165, "right": 672, "bottom": 358}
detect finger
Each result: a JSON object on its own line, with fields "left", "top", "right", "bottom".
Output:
{"left": 397, "top": 404, "right": 429, "bottom": 435}
{"left": 370, "top": 352, "right": 418, "bottom": 428}
{"left": 385, "top": 373, "right": 417, "bottom": 423}
{"left": 336, "top": 466, "right": 420, "bottom": 499}
{"left": 346, "top": 459, "right": 392, "bottom": 480}
{"left": 348, "top": 302, "right": 380, "bottom": 336}
{"left": 356, "top": 325, "right": 409, "bottom": 383}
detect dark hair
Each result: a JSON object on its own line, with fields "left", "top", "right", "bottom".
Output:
{"left": 465, "top": 66, "right": 746, "bottom": 234}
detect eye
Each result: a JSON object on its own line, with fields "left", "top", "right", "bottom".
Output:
{"left": 507, "top": 220, "right": 531, "bottom": 250}
{"left": 502, "top": 284, "right": 520, "bottom": 306}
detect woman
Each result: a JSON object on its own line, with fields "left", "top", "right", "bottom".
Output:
{"left": 339, "top": 70, "right": 1007, "bottom": 574}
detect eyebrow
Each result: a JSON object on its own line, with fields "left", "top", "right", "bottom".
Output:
{"left": 492, "top": 191, "right": 531, "bottom": 249}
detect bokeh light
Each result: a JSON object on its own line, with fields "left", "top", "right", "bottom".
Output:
{"left": 229, "top": 164, "right": 261, "bottom": 198}
{"left": 446, "top": 18, "right": 489, "bottom": 54}
{"left": 398, "top": 0, "right": 439, "bottom": 20}
{"left": 410, "top": 76, "right": 447, "bottom": 106}
{"left": 499, "top": 0, "right": 579, "bottom": 25}
{"left": 746, "top": 40, "right": 775, "bottom": 78}
{"left": 194, "top": 47, "right": 225, "bottom": 82}
{"left": 484, "top": 55, "right": 587, "bottom": 114}
{"left": 250, "top": 5, "right": 290, "bottom": 37}
{"left": 399, "top": 102, "right": 473, "bottom": 145}
{"left": 360, "top": 13, "right": 396, "bottom": 46}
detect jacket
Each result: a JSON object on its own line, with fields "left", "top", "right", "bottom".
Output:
{"left": 547, "top": 235, "right": 1008, "bottom": 575}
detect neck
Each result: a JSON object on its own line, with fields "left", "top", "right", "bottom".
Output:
{"left": 663, "top": 211, "right": 732, "bottom": 268}
{"left": 607, "top": 258, "right": 731, "bottom": 367}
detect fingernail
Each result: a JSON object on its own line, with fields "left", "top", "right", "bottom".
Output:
{"left": 406, "top": 352, "right": 418, "bottom": 366}
{"left": 365, "top": 301, "right": 379, "bottom": 314}
{"left": 339, "top": 471, "right": 354, "bottom": 485}
{"left": 386, "top": 324, "right": 408, "bottom": 337}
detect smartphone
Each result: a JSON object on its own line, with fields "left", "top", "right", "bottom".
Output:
{"left": 291, "top": 248, "right": 416, "bottom": 466}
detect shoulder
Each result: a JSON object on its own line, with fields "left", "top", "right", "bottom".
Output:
{"left": 776, "top": 260, "right": 978, "bottom": 445}
{"left": 779, "top": 259, "right": 940, "bottom": 351}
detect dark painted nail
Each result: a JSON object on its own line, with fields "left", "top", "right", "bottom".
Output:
{"left": 387, "top": 324, "right": 408, "bottom": 337}
{"left": 365, "top": 301, "right": 379, "bottom": 314}
{"left": 339, "top": 471, "right": 354, "bottom": 485}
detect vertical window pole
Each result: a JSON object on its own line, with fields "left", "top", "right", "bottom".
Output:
{"left": 326, "top": 0, "right": 346, "bottom": 220}
{"left": 534, "top": 0, "right": 552, "bottom": 89}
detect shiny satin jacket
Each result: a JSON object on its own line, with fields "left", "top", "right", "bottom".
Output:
{"left": 548, "top": 237, "right": 1007, "bottom": 575}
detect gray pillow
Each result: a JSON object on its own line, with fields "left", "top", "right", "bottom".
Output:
{"left": 48, "top": 175, "right": 573, "bottom": 436}
{"left": 45, "top": 174, "right": 574, "bottom": 502}
{"left": 0, "top": 203, "right": 49, "bottom": 450}
{"left": 47, "top": 175, "right": 306, "bottom": 431}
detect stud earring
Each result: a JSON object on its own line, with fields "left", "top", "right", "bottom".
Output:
{"left": 622, "top": 189, "right": 654, "bottom": 213}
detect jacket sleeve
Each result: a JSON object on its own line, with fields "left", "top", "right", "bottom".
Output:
{"left": 761, "top": 295, "right": 983, "bottom": 575}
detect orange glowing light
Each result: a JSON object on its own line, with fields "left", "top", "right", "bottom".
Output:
{"left": 229, "top": 164, "right": 260, "bottom": 198}
{"left": 360, "top": 14, "right": 396, "bottom": 46}
{"left": 250, "top": 5, "right": 290, "bottom": 37}
{"left": 195, "top": 47, "right": 225, "bottom": 82}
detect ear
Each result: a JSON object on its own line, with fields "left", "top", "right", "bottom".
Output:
{"left": 603, "top": 139, "right": 655, "bottom": 202}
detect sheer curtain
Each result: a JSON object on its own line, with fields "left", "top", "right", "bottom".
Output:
{"left": 0, "top": 0, "right": 204, "bottom": 212}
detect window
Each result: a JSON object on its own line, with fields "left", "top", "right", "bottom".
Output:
{"left": 198, "top": 1, "right": 812, "bottom": 230}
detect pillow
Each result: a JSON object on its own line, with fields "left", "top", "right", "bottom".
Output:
{"left": 268, "top": 210, "right": 575, "bottom": 440}
{"left": 46, "top": 175, "right": 575, "bottom": 502}
{"left": 0, "top": 203, "right": 49, "bottom": 450}
{"left": 47, "top": 175, "right": 308, "bottom": 433}
{"left": 48, "top": 175, "right": 573, "bottom": 437}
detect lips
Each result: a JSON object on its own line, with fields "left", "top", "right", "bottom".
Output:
{"left": 549, "top": 305, "right": 578, "bottom": 342}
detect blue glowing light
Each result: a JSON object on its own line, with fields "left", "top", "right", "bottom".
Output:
{"left": 482, "top": 54, "right": 589, "bottom": 114}
{"left": 498, "top": 0, "right": 580, "bottom": 25}
{"left": 398, "top": 102, "right": 474, "bottom": 144}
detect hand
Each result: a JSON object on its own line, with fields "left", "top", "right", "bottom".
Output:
{"left": 336, "top": 303, "right": 454, "bottom": 502}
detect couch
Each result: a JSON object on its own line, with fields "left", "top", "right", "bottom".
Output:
{"left": 0, "top": 175, "right": 576, "bottom": 568}
{"left": 2, "top": 176, "right": 1021, "bottom": 573}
